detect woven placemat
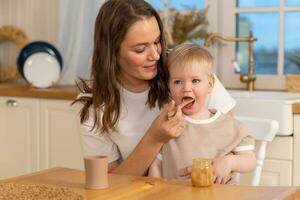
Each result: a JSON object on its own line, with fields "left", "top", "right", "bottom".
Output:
{"left": 0, "top": 183, "right": 86, "bottom": 200}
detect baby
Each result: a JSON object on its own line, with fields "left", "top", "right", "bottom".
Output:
{"left": 148, "top": 44, "right": 256, "bottom": 184}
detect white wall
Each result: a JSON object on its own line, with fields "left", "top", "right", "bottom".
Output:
{"left": 0, "top": 0, "right": 58, "bottom": 69}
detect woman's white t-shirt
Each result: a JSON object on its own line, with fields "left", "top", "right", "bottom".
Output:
{"left": 78, "top": 75, "right": 236, "bottom": 162}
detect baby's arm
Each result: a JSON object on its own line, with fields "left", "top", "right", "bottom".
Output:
{"left": 213, "top": 151, "right": 256, "bottom": 184}
{"left": 148, "top": 157, "right": 163, "bottom": 178}
{"left": 230, "top": 151, "right": 256, "bottom": 172}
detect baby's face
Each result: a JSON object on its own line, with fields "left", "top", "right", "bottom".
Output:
{"left": 168, "top": 60, "right": 214, "bottom": 117}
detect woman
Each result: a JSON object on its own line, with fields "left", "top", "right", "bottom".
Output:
{"left": 74, "top": 0, "right": 236, "bottom": 177}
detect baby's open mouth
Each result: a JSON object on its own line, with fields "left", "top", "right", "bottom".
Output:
{"left": 181, "top": 97, "right": 195, "bottom": 108}
{"left": 168, "top": 97, "right": 195, "bottom": 119}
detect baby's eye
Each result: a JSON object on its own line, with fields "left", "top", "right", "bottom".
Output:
{"left": 173, "top": 80, "right": 182, "bottom": 85}
{"left": 192, "top": 79, "right": 201, "bottom": 84}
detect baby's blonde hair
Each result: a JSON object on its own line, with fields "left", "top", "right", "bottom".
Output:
{"left": 167, "top": 43, "right": 213, "bottom": 77}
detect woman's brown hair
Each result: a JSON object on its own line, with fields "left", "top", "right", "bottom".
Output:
{"left": 73, "top": 0, "right": 169, "bottom": 134}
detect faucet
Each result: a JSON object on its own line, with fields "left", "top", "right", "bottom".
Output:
{"left": 204, "top": 31, "right": 257, "bottom": 91}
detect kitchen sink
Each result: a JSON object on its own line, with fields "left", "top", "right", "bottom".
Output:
{"left": 229, "top": 90, "right": 300, "bottom": 135}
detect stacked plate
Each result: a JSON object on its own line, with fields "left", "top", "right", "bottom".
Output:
{"left": 17, "top": 41, "right": 63, "bottom": 88}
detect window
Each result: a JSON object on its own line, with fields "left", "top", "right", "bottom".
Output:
{"left": 215, "top": 0, "right": 300, "bottom": 90}
{"left": 149, "top": 0, "right": 205, "bottom": 11}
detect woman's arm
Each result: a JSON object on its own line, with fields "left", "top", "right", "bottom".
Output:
{"left": 108, "top": 160, "right": 119, "bottom": 172}
{"left": 110, "top": 101, "right": 186, "bottom": 175}
{"left": 110, "top": 131, "right": 163, "bottom": 175}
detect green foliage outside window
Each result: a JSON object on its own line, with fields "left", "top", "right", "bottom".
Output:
{"left": 289, "top": 52, "right": 300, "bottom": 70}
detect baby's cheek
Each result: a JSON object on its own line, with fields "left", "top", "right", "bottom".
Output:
{"left": 169, "top": 88, "right": 178, "bottom": 100}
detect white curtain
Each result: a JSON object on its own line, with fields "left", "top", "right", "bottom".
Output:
{"left": 58, "top": 0, "right": 103, "bottom": 85}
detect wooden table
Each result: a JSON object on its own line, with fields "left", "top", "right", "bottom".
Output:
{"left": 1, "top": 167, "right": 299, "bottom": 200}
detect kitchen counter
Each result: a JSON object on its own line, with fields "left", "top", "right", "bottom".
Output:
{"left": 1, "top": 82, "right": 300, "bottom": 113}
{"left": 0, "top": 82, "right": 78, "bottom": 100}
{"left": 293, "top": 104, "right": 300, "bottom": 114}
{"left": 1, "top": 167, "right": 299, "bottom": 200}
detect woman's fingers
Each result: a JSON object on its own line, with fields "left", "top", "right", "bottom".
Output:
{"left": 160, "top": 100, "right": 185, "bottom": 138}
{"left": 167, "top": 110, "right": 176, "bottom": 120}
{"left": 168, "top": 104, "right": 182, "bottom": 122}
{"left": 164, "top": 100, "right": 175, "bottom": 113}
{"left": 151, "top": 100, "right": 185, "bottom": 142}
{"left": 166, "top": 100, "right": 176, "bottom": 119}
{"left": 162, "top": 99, "right": 184, "bottom": 122}
{"left": 173, "top": 106, "right": 185, "bottom": 135}
{"left": 165, "top": 99, "right": 186, "bottom": 120}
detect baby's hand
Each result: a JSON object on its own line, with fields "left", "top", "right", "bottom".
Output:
{"left": 212, "top": 156, "right": 233, "bottom": 184}
{"left": 178, "top": 165, "right": 192, "bottom": 178}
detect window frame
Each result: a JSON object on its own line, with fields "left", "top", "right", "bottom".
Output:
{"left": 206, "top": 0, "right": 300, "bottom": 90}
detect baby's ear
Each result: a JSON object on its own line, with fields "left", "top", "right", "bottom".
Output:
{"left": 208, "top": 73, "right": 215, "bottom": 93}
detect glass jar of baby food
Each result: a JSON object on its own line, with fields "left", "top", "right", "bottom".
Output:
{"left": 191, "top": 158, "right": 213, "bottom": 187}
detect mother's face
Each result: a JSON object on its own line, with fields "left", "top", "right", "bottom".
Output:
{"left": 117, "top": 16, "right": 161, "bottom": 88}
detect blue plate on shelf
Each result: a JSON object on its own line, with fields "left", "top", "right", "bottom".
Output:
{"left": 17, "top": 41, "right": 63, "bottom": 88}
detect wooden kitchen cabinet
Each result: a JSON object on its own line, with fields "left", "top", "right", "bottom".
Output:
{"left": 0, "top": 97, "right": 39, "bottom": 179}
{"left": 0, "top": 96, "right": 83, "bottom": 179}
{"left": 260, "top": 159, "right": 292, "bottom": 186}
{"left": 293, "top": 114, "right": 300, "bottom": 186}
{"left": 240, "top": 160, "right": 292, "bottom": 186}
{"left": 39, "top": 99, "right": 83, "bottom": 170}
{"left": 262, "top": 136, "right": 293, "bottom": 186}
{"left": 239, "top": 136, "right": 293, "bottom": 186}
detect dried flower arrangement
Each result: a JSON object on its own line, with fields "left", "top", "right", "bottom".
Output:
{"left": 159, "top": 6, "right": 210, "bottom": 45}
{"left": 288, "top": 52, "right": 300, "bottom": 71}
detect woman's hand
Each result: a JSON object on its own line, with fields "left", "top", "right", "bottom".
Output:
{"left": 149, "top": 100, "right": 186, "bottom": 143}
{"left": 212, "top": 156, "right": 233, "bottom": 184}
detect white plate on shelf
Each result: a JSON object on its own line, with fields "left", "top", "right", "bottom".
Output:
{"left": 23, "top": 52, "right": 61, "bottom": 88}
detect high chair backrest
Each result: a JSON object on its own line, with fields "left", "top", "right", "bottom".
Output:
{"left": 235, "top": 116, "right": 279, "bottom": 186}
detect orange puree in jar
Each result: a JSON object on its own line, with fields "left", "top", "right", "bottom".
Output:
{"left": 191, "top": 158, "right": 213, "bottom": 187}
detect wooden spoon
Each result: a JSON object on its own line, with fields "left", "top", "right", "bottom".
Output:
{"left": 167, "top": 97, "right": 194, "bottom": 119}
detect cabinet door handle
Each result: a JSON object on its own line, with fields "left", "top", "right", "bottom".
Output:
{"left": 6, "top": 99, "right": 18, "bottom": 107}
